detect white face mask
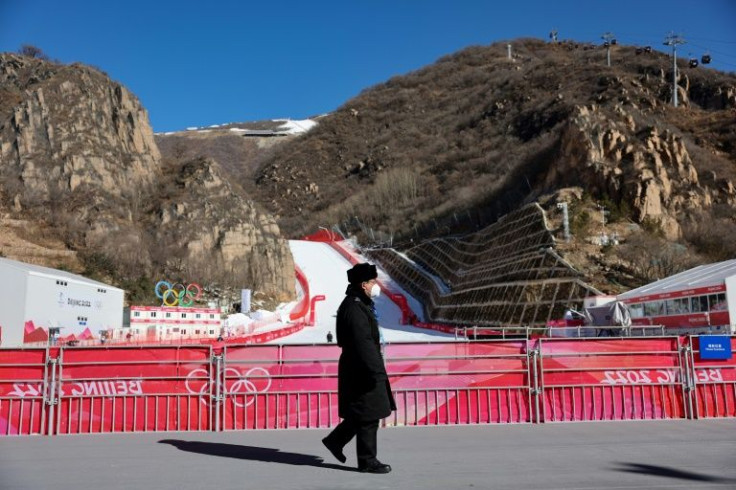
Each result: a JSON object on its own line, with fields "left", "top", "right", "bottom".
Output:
{"left": 369, "top": 283, "right": 381, "bottom": 298}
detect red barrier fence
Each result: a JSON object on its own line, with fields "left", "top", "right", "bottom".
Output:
{"left": 0, "top": 348, "right": 49, "bottom": 436}
{"left": 537, "top": 338, "right": 687, "bottom": 423}
{"left": 1, "top": 336, "right": 733, "bottom": 436}
{"left": 54, "top": 346, "right": 213, "bottom": 435}
{"left": 289, "top": 265, "right": 311, "bottom": 321}
{"left": 689, "top": 336, "right": 736, "bottom": 418}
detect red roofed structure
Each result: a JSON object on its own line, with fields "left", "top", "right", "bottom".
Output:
{"left": 618, "top": 259, "right": 736, "bottom": 332}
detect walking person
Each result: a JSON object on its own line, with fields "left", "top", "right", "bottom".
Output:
{"left": 322, "top": 263, "right": 396, "bottom": 474}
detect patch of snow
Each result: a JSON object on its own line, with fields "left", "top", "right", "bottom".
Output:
{"left": 273, "top": 118, "right": 318, "bottom": 134}
{"left": 250, "top": 309, "right": 275, "bottom": 320}
{"left": 224, "top": 313, "right": 253, "bottom": 328}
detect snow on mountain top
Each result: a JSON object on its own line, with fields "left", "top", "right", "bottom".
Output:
{"left": 274, "top": 119, "right": 318, "bottom": 134}
{"left": 157, "top": 118, "right": 318, "bottom": 136}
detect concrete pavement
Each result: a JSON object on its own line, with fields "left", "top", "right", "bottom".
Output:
{"left": 1, "top": 420, "right": 735, "bottom": 490}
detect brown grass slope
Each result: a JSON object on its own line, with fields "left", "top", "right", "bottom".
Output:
{"left": 249, "top": 38, "right": 736, "bottom": 292}
{"left": 254, "top": 39, "right": 735, "bottom": 239}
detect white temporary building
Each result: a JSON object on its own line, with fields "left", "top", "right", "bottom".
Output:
{"left": 617, "top": 259, "right": 736, "bottom": 332}
{"left": 0, "top": 258, "right": 124, "bottom": 347}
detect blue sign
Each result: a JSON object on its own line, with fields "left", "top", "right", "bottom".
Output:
{"left": 699, "top": 336, "right": 732, "bottom": 360}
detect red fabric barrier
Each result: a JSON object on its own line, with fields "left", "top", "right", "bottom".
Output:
{"left": 55, "top": 346, "right": 213, "bottom": 434}
{"left": 538, "top": 338, "right": 687, "bottom": 422}
{"left": 691, "top": 336, "right": 736, "bottom": 418}
{"left": 0, "top": 348, "right": 48, "bottom": 436}
{"left": 289, "top": 265, "right": 311, "bottom": 321}
{"left": 222, "top": 344, "right": 340, "bottom": 430}
{"left": 302, "top": 229, "right": 337, "bottom": 242}
{"left": 2, "top": 337, "right": 733, "bottom": 435}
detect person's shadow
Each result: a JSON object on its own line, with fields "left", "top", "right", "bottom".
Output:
{"left": 614, "top": 462, "right": 736, "bottom": 484}
{"left": 158, "top": 439, "right": 358, "bottom": 472}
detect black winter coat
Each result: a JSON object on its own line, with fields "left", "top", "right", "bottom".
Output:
{"left": 336, "top": 285, "right": 396, "bottom": 421}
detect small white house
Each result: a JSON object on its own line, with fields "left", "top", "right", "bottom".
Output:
{"left": 0, "top": 257, "right": 124, "bottom": 347}
{"left": 113, "top": 305, "right": 222, "bottom": 342}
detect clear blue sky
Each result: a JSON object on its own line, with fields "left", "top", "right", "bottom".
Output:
{"left": 2, "top": 0, "right": 735, "bottom": 132}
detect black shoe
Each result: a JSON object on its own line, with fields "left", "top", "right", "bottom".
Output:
{"left": 359, "top": 460, "right": 392, "bottom": 474}
{"left": 321, "top": 437, "right": 346, "bottom": 463}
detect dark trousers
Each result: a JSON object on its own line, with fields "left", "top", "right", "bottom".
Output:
{"left": 325, "top": 417, "right": 379, "bottom": 464}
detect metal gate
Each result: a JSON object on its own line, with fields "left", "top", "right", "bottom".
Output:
{"left": 536, "top": 337, "right": 689, "bottom": 422}
{"left": 687, "top": 336, "right": 736, "bottom": 418}
{"left": 53, "top": 345, "right": 214, "bottom": 435}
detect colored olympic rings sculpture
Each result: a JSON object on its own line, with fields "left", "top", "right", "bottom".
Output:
{"left": 155, "top": 281, "right": 202, "bottom": 307}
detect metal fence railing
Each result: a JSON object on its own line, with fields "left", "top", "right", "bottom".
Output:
{"left": 1, "top": 336, "right": 733, "bottom": 436}
{"left": 537, "top": 337, "right": 688, "bottom": 422}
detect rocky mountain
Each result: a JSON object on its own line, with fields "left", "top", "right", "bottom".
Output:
{"left": 0, "top": 53, "right": 294, "bottom": 303}
{"left": 241, "top": 38, "right": 735, "bottom": 292}
{"left": 252, "top": 39, "right": 735, "bottom": 236}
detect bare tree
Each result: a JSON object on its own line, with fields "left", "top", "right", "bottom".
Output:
{"left": 18, "top": 45, "right": 49, "bottom": 60}
{"left": 618, "top": 234, "right": 698, "bottom": 282}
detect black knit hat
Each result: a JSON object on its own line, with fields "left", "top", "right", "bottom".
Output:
{"left": 347, "top": 263, "right": 377, "bottom": 284}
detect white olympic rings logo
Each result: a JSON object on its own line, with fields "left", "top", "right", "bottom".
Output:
{"left": 185, "top": 367, "right": 271, "bottom": 407}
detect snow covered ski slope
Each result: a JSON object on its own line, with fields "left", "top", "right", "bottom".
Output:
{"left": 271, "top": 240, "right": 455, "bottom": 344}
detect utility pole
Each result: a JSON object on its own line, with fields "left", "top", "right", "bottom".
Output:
{"left": 596, "top": 204, "right": 608, "bottom": 227}
{"left": 663, "top": 32, "right": 686, "bottom": 107}
{"left": 557, "top": 202, "right": 570, "bottom": 242}
{"left": 601, "top": 32, "right": 616, "bottom": 67}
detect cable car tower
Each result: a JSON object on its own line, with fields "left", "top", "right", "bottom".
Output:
{"left": 601, "top": 32, "right": 617, "bottom": 66}
{"left": 663, "top": 32, "right": 686, "bottom": 107}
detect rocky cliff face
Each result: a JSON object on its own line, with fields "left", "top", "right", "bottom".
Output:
{"left": 545, "top": 103, "right": 734, "bottom": 239}
{"left": 0, "top": 55, "right": 159, "bottom": 207}
{"left": 0, "top": 53, "right": 294, "bottom": 301}
{"left": 152, "top": 156, "right": 294, "bottom": 298}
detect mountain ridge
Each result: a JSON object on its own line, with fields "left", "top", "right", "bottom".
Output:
{"left": 0, "top": 52, "right": 294, "bottom": 305}
{"left": 3, "top": 37, "right": 736, "bottom": 302}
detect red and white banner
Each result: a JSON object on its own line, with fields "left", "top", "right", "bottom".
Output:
{"left": 2, "top": 337, "right": 734, "bottom": 436}
{"left": 538, "top": 338, "right": 687, "bottom": 422}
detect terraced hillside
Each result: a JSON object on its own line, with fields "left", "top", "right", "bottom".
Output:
{"left": 368, "top": 204, "right": 601, "bottom": 328}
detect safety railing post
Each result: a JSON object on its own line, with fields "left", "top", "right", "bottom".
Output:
{"left": 45, "top": 357, "right": 59, "bottom": 436}
{"left": 530, "top": 342, "right": 541, "bottom": 423}
{"left": 680, "top": 338, "right": 696, "bottom": 419}
{"left": 213, "top": 353, "right": 223, "bottom": 431}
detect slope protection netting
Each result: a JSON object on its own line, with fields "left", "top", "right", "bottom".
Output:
{"left": 368, "top": 204, "right": 601, "bottom": 328}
